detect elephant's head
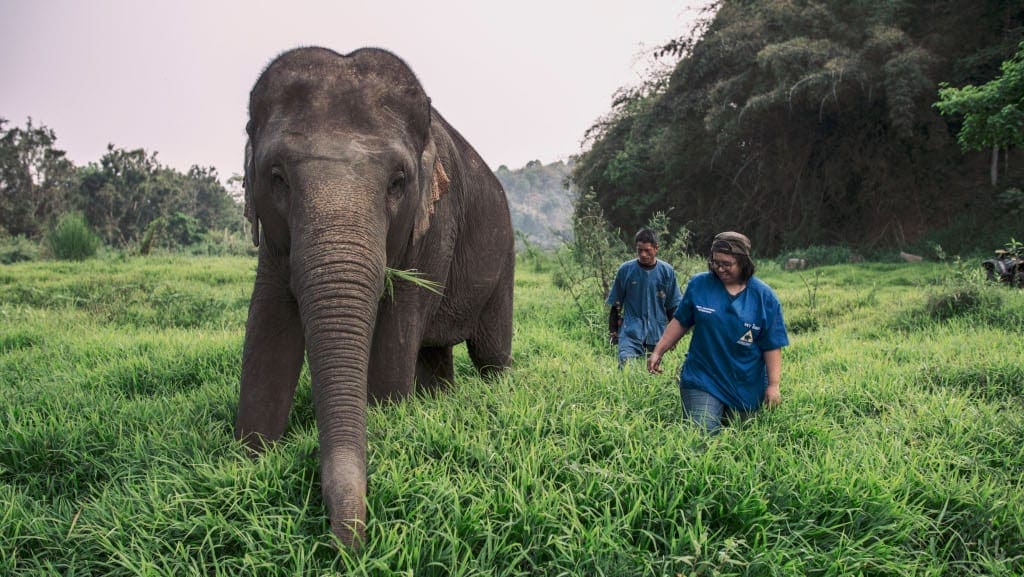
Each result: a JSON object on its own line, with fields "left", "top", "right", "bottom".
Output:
{"left": 239, "top": 47, "right": 450, "bottom": 546}
{"left": 246, "top": 47, "right": 450, "bottom": 266}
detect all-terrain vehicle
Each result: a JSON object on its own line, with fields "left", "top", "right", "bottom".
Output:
{"left": 982, "top": 241, "right": 1024, "bottom": 288}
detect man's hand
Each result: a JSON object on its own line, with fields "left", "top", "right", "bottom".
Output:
{"left": 764, "top": 383, "right": 781, "bottom": 408}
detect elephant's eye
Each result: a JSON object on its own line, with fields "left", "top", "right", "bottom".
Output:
{"left": 387, "top": 170, "right": 407, "bottom": 196}
{"left": 270, "top": 167, "right": 289, "bottom": 197}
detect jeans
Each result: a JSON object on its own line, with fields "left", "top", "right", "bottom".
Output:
{"left": 618, "top": 341, "right": 655, "bottom": 368}
{"left": 680, "top": 386, "right": 755, "bottom": 435}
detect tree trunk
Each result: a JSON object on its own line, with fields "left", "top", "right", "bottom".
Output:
{"left": 991, "top": 144, "right": 999, "bottom": 186}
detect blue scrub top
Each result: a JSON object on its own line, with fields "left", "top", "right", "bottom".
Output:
{"left": 606, "top": 259, "right": 682, "bottom": 347}
{"left": 675, "top": 272, "right": 789, "bottom": 410}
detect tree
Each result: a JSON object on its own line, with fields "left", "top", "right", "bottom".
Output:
{"left": 187, "top": 165, "right": 243, "bottom": 234}
{"left": 0, "top": 117, "right": 77, "bottom": 239}
{"left": 1, "top": 119, "right": 244, "bottom": 251}
{"left": 73, "top": 146, "right": 242, "bottom": 247}
{"left": 574, "top": 0, "right": 1024, "bottom": 254}
{"left": 936, "top": 41, "right": 1024, "bottom": 185}
{"left": 75, "top": 145, "right": 162, "bottom": 245}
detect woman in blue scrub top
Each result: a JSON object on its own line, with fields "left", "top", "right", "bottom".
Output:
{"left": 647, "top": 231, "right": 789, "bottom": 434}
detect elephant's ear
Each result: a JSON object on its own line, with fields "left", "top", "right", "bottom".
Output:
{"left": 412, "top": 139, "right": 449, "bottom": 245}
{"left": 243, "top": 138, "right": 260, "bottom": 247}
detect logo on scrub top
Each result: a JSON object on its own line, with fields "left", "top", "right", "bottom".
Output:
{"left": 737, "top": 322, "right": 760, "bottom": 346}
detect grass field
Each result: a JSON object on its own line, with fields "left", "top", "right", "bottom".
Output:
{"left": 2, "top": 254, "right": 1023, "bottom": 576}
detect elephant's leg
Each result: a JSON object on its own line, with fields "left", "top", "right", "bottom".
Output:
{"left": 366, "top": 295, "right": 422, "bottom": 403}
{"left": 367, "top": 342, "right": 420, "bottom": 403}
{"left": 416, "top": 345, "right": 454, "bottom": 394}
{"left": 467, "top": 278, "right": 514, "bottom": 378}
{"left": 236, "top": 257, "right": 305, "bottom": 451}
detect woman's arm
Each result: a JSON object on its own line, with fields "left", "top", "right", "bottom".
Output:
{"left": 763, "top": 348, "right": 782, "bottom": 407}
{"left": 647, "top": 319, "right": 689, "bottom": 374}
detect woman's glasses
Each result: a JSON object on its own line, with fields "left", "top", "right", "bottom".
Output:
{"left": 709, "top": 259, "right": 737, "bottom": 270}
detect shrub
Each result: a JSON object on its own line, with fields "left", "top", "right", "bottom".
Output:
{"left": 0, "top": 234, "right": 40, "bottom": 264}
{"left": 786, "top": 313, "right": 821, "bottom": 334}
{"left": 140, "top": 212, "right": 204, "bottom": 255}
{"left": 555, "top": 193, "right": 695, "bottom": 310}
{"left": 552, "top": 192, "right": 629, "bottom": 316}
{"left": 924, "top": 285, "right": 1001, "bottom": 322}
{"left": 186, "top": 229, "right": 257, "bottom": 257}
{"left": 48, "top": 213, "right": 101, "bottom": 261}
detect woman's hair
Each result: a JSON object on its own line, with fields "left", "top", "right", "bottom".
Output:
{"left": 709, "top": 239, "right": 756, "bottom": 282}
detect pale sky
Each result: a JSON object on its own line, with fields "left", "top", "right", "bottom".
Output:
{"left": 1, "top": 0, "right": 714, "bottom": 183}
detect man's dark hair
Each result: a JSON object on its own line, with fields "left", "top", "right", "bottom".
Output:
{"left": 635, "top": 228, "right": 659, "bottom": 246}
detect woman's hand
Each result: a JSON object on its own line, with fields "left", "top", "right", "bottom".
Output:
{"left": 647, "top": 352, "right": 663, "bottom": 374}
{"left": 763, "top": 348, "right": 782, "bottom": 408}
{"left": 648, "top": 319, "right": 688, "bottom": 375}
{"left": 764, "top": 383, "right": 781, "bottom": 408}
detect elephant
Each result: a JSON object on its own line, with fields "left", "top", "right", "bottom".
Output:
{"left": 234, "top": 46, "right": 514, "bottom": 548}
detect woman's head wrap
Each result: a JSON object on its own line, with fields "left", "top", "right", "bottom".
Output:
{"left": 712, "top": 231, "right": 751, "bottom": 256}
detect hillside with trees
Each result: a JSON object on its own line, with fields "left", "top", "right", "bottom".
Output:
{"left": 573, "top": 0, "right": 1024, "bottom": 256}
{"left": 1, "top": 116, "right": 580, "bottom": 262}
{"left": 496, "top": 160, "right": 575, "bottom": 249}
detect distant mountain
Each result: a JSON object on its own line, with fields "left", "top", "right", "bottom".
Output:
{"left": 495, "top": 159, "right": 575, "bottom": 250}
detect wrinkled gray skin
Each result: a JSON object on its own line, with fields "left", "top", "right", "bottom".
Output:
{"left": 235, "top": 46, "right": 514, "bottom": 548}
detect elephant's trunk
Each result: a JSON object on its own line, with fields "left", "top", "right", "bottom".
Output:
{"left": 292, "top": 204, "right": 386, "bottom": 547}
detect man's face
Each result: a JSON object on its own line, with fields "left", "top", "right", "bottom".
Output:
{"left": 636, "top": 242, "right": 658, "bottom": 267}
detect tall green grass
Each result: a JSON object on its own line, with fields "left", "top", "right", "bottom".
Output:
{"left": 1, "top": 255, "right": 1022, "bottom": 575}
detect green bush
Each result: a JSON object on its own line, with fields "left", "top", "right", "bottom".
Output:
{"left": 140, "top": 212, "right": 205, "bottom": 255}
{"left": 924, "top": 285, "right": 998, "bottom": 321}
{"left": 0, "top": 234, "right": 40, "bottom": 264}
{"left": 48, "top": 213, "right": 102, "bottom": 261}
{"left": 185, "top": 228, "right": 257, "bottom": 257}
{"left": 554, "top": 193, "right": 696, "bottom": 319}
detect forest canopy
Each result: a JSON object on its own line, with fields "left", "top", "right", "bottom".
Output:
{"left": 572, "top": 0, "right": 1024, "bottom": 256}
{"left": 0, "top": 117, "right": 246, "bottom": 258}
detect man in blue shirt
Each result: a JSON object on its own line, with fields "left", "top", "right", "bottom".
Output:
{"left": 647, "top": 231, "right": 789, "bottom": 434}
{"left": 606, "top": 229, "right": 682, "bottom": 367}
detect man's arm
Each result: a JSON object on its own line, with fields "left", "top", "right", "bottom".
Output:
{"left": 608, "top": 304, "right": 621, "bottom": 344}
{"left": 664, "top": 268, "right": 682, "bottom": 319}
{"left": 606, "top": 265, "right": 626, "bottom": 344}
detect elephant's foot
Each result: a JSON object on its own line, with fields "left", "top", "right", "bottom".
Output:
{"left": 415, "top": 345, "right": 454, "bottom": 395}
{"left": 467, "top": 334, "right": 512, "bottom": 378}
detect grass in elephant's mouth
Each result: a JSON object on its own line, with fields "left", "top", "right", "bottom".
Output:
{"left": 1, "top": 254, "right": 1023, "bottom": 575}
{"left": 383, "top": 267, "right": 444, "bottom": 300}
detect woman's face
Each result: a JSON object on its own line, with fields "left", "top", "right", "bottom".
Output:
{"left": 709, "top": 251, "right": 740, "bottom": 284}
